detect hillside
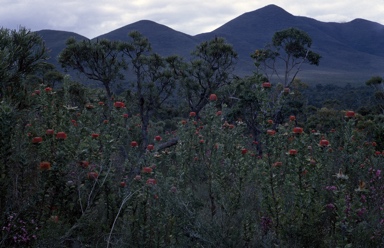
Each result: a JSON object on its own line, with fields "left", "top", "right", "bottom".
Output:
{"left": 35, "top": 4, "right": 384, "bottom": 86}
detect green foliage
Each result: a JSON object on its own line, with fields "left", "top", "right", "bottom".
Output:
{"left": 1, "top": 27, "right": 384, "bottom": 248}
{"left": 0, "top": 27, "right": 51, "bottom": 107}
{"left": 59, "top": 38, "right": 124, "bottom": 98}
{"left": 252, "top": 27, "right": 321, "bottom": 87}
{"left": 173, "top": 37, "right": 238, "bottom": 116}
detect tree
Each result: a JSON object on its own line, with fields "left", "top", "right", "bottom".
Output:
{"left": 59, "top": 38, "right": 124, "bottom": 98}
{"left": 252, "top": 28, "right": 321, "bottom": 87}
{"left": 174, "top": 37, "right": 238, "bottom": 117}
{"left": 119, "top": 31, "right": 178, "bottom": 148}
{"left": 0, "top": 27, "right": 51, "bottom": 104}
{"left": 365, "top": 76, "right": 384, "bottom": 114}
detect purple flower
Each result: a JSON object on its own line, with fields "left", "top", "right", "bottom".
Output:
{"left": 357, "top": 207, "right": 366, "bottom": 217}
{"left": 376, "top": 169, "right": 381, "bottom": 177}
{"left": 326, "top": 203, "right": 335, "bottom": 210}
{"left": 325, "top": 186, "right": 337, "bottom": 191}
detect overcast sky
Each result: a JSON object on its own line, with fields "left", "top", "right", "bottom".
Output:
{"left": 1, "top": 0, "right": 384, "bottom": 38}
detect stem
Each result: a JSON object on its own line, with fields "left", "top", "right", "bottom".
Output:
{"left": 106, "top": 188, "right": 140, "bottom": 248}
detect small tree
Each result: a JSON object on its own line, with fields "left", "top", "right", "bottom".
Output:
{"left": 174, "top": 37, "right": 238, "bottom": 117}
{"left": 252, "top": 28, "right": 321, "bottom": 87}
{"left": 59, "top": 38, "right": 124, "bottom": 98}
{"left": 119, "top": 31, "right": 178, "bottom": 148}
{"left": 0, "top": 27, "right": 51, "bottom": 105}
{"left": 365, "top": 76, "right": 384, "bottom": 114}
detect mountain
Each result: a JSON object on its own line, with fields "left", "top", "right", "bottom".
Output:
{"left": 96, "top": 20, "right": 199, "bottom": 58}
{"left": 35, "top": 4, "right": 384, "bottom": 86}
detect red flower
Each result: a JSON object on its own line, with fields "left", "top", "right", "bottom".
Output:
{"left": 283, "top": 88, "right": 290, "bottom": 94}
{"left": 289, "top": 115, "right": 296, "bottom": 121}
{"left": 46, "top": 129, "right": 54, "bottom": 135}
{"left": 134, "top": 175, "right": 142, "bottom": 181}
{"left": 345, "top": 111, "right": 355, "bottom": 118}
{"left": 120, "top": 182, "right": 126, "bottom": 187}
{"left": 228, "top": 124, "right": 235, "bottom": 129}
{"left": 154, "top": 135, "right": 162, "bottom": 141}
{"left": 87, "top": 172, "right": 99, "bottom": 180}
{"left": 32, "top": 136, "right": 43, "bottom": 144}
{"left": 39, "top": 161, "right": 51, "bottom": 170}
{"left": 103, "top": 120, "right": 109, "bottom": 124}
{"left": 181, "top": 120, "right": 187, "bottom": 125}
{"left": 262, "top": 82, "right": 271, "bottom": 88}
{"left": 216, "top": 111, "right": 222, "bottom": 116}
{"left": 199, "top": 139, "right": 205, "bottom": 144}
{"left": 142, "top": 167, "right": 153, "bottom": 173}
{"left": 91, "top": 133, "right": 100, "bottom": 139}
{"left": 189, "top": 112, "right": 196, "bottom": 117}
{"left": 131, "top": 141, "right": 138, "bottom": 147}
{"left": 289, "top": 149, "right": 298, "bottom": 156}
{"left": 85, "top": 103, "right": 94, "bottom": 109}
{"left": 319, "top": 139, "right": 330, "bottom": 147}
{"left": 293, "top": 127, "right": 303, "bottom": 134}
{"left": 123, "top": 113, "right": 129, "bottom": 118}
{"left": 147, "top": 144, "right": 154, "bottom": 151}
{"left": 98, "top": 101, "right": 104, "bottom": 106}
{"left": 267, "top": 129, "right": 276, "bottom": 136}
{"left": 209, "top": 94, "right": 217, "bottom": 101}
{"left": 44, "top": 87, "right": 52, "bottom": 92}
{"left": 273, "top": 161, "right": 283, "bottom": 167}
{"left": 56, "top": 132, "right": 67, "bottom": 140}
{"left": 79, "top": 161, "right": 89, "bottom": 168}
{"left": 267, "top": 119, "right": 274, "bottom": 124}
{"left": 146, "top": 178, "right": 157, "bottom": 185}
{"left": 372, "top": 142, "right": 377, "bottom": 147}
{"left": 241, "top": 148, "right": 248, "bottom": 155}
{"left": 34, "top": 90, "right": 41, "bottom": 95}
{"left": 114, "top": 101, "right": 125, "bottom": 108}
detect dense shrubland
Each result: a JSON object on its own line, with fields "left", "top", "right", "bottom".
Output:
{"left": 1, "top": 27, "right": 384, "bottom": 247}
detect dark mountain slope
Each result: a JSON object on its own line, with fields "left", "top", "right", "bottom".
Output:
{"left": 95, "top": 20, "right": 199, "bottom": 58}
{"left": 34, "top": 4, "right": 384, "bottom": 85}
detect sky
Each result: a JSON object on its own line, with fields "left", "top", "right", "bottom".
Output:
{"left": 1, "top": 0, "right": 384, "bottom": 39}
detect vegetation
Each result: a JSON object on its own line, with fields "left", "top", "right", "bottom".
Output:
{"left": 1, "top": 26, "right": 384, "bottom": 247}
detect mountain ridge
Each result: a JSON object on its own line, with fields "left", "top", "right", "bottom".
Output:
{"left": 35, "top": 4, "right": 384, "bottom": 85}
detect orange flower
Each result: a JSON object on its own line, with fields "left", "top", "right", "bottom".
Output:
{"left": 262, "top": 82, "right": 271, "bottom": 88}
{"left": 85, "top": 103, "right": 94, "bottom": 109}
{"left": 46, "top": 129, "right": 54, "bottom": 135}
{"left": 293, "top": 127, "right": 303, "bottom": 134}
{"left": 39, "top": 161, "right": 51, "bottom": 170}
{"left": 79, "top": 161, "right": 89, "bottom": 168}
{"left": 32, "top": 137, "right": 43, "bottom": 144}
{"left": 209, "top": 94, "right": 217, "bottom": 101}
{"left": 87, "top": 172, "right": 99, "bottom": 180}
{"left": 147, "top": 144, "right": 154, "bottom": 151}
{"left": 267, "top": 129, "right": 276, "bottom": 136}
{"left": 131, "top": 141, "right": 138, "bottom": 147}
{"left": 44, "top": 87, "right": 52, "bottom": 92}
{"left": 56, "top": 132, "right": 67, "bottom": 140}
{"left": 345, "top": 111, "right": 355, "bottom": 118}
{"left": 319, "top": 139, "right": 330, "bottom": 147}
{"left": 146, "top": 178, "right": 157, "bottom": 185}
{"left": 114, "top": 101, "right": 125, "bottom": 108}
{"left": 289, "top": 149, "right": 298, "bottom": 156}
{"left": 142, "top": 167, "right": 153, "bottom": 173}
{"left": 91, "top": 133, "right": 99, "bottom": 139}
